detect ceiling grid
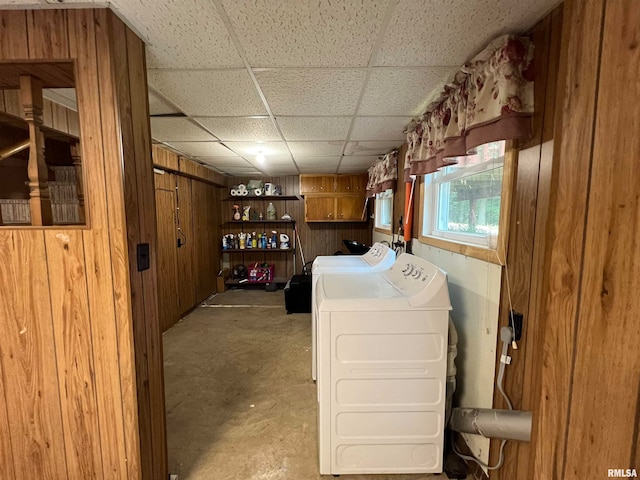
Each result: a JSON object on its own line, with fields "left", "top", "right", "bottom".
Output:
{"left": 2, "top": 0, "right": 561, "bottom": 176}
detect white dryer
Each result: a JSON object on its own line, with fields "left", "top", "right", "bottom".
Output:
{"left": 315, "top": 253, "right": 451, "bottom": 475}
{"left": 310, "top": 242, "right": 396, "bottom": 380}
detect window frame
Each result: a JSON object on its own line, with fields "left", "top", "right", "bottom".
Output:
{"left": 418, "top": 141, "right": 517, "bottom": 265}
{"left": 374, "top": 188, "right": 394, "bottom": 234}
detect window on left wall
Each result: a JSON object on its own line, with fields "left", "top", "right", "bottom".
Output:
{"left": 374, "top": 188, "right": 393, "bottom": 232}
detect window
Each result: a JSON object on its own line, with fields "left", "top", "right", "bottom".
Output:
{"left": 374, "top": 188, "right": 393, "bottom": 232}
{"left": 421, "top": 141, "right": 512, "bottom": 259}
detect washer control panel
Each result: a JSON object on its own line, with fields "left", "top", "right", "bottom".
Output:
{"left": 401, "top": 262, "right": 428, "bottom": 281}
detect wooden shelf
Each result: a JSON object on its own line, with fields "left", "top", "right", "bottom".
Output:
{"left": 223, "top": 220, "right": 295, "bottom": 225}
{"left": 225, "top": 277, "right": 289, "bottom": 286}
{"left": 226, "top": 195, "right": 299, "bottom": 201}
{"left": 221, "top": 248, "right": 294, "bottom": 253}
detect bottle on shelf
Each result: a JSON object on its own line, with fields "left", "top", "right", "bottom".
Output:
{"left": 267, "top": 202, "right": 276, "bottom": 220}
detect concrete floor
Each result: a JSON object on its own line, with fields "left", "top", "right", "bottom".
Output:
{"left": 163, "top": 289, "right": 454, "bottom": 479}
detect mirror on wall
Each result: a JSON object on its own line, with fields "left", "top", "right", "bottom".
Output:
{"left": 0, "top": 61, "right": 84, "bottom": 226}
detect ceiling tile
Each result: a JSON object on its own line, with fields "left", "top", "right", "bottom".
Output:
{"left": 220, "top": 0, "right": 389, "bottom": 68}
{"left": 150, "top": 118, "right": 218, "bottom": 142}
{"left": 148, "top": 70, "right": 267, "bottom": 116}
{"left": 349, "top": 116, "right": 412, "bottom": 141}
{"left": 244, "top": 159, "right": 297, "bottom": 174}
{"left": 195, "top": 156, "right": 247, "bottom": 167}
{"left": 255, "top": 69, "right": 366, "bottom": 116}
{"left": 298, "top": 164, "right": 339, "bottom": 174}
{"left": 262, "top": 167, "right": 299, "bottom": 176}
{"left": 276, "top": 117, "right": 352, "bottom": 141}
{"left": 148, "top": 90, "right": 181, "bottom": 116}
{"left": 110, "top": 0, "right": 243, "bottom": 68}
{"left": 221, "top": 167, "right": 264, "bottom": 176}
{"left": 295, "top": 156, "right": 341, "bottom": 174}
{"left": 288, "top": 142, "right": 344, "bottom": 157}
{"left": 166, "top": 141, "right": 233, "bottom": 157}
{"left": 339, "top": 155, "right": 379, "bottom": 172}
{"left": 358, "top": 67, "right": 457, "bottom": 116}
{"left": 194, "top": 117, "right": 280, "bottom": 142}
{"left": 295, "top": 156, "right": 342, "bottom": 166}
{"left": 375, "top": 0, "right": 559, "bottom": 67}
{"left": 338, "top": 164, "right": 373, "bottom": 174}
{"left": 224, "top": 141, "right": 290, "bottom": 158}
{"left": 344, "top": 141, "right": 400, "bottom": 156}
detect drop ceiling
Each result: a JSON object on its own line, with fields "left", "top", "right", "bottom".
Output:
{"left": 1, "top": 0, "right": 559, "bottom": 176}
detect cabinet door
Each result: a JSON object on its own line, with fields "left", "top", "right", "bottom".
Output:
{"left": 335, "top": 174, "right": 368, "bottom": 193}
{"left": 154, "top": 185, "right": 181, "bottom": 332}
{"left": 305, "top": 196, "right": 335, "bottom": 221}
{"left": 300, "top": 175, "right": 334, "bottom": 195}
{"left": 336, "top": 195, "right": 367, "bottom": 221}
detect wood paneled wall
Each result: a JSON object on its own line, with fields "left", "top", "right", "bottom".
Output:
{"left": 153, "top": 146, "right": 221, "bottom": 331}
{"left": 486, "top": 6, "right": 563, "bottom": 480}
{"left": 0, "top": 9, "right": 165, "bottom": 480}
{"left": 532, "top": 0, "right": 640, "bottom": 477}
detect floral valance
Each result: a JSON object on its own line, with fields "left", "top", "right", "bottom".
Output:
{"left": 366, "top": 150, "right": 398, "bottom": 197}
{"left": 405, "top": 34, "right": 534, "bottom": 178}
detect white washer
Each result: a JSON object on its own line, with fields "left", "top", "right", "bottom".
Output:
{"left": 311, "top": 242, "right": 396, "bottom": 380}
{"left": 315, "top": 253, "right": 451, "bottom": 475}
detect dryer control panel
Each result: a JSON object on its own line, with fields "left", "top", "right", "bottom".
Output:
{"left": 383, "top": 253, "right": 451, "bottom": 309}
{"left": 362, "top": 242, "right": 395, "bottom": 268}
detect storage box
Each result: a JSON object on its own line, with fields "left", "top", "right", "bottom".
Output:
{"left": 248, "top": 263, "right": 274, "bottom": 283}
{"left": 217, "top": 268, "right": 230, "bottom": 292}
{"left": 284, "top": 274, "right": 312, "bottom": 313}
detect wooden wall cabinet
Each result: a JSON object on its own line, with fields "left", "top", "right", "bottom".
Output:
{"left": 336, "top": 195, "right": 366, "bottom": 220}
{"left": 335, "top": 174, "right": 367, "bottom": 193}
{"left": 299, "top": 174, "right": 334, "bottom": 194}
{"left": 300, "top": 173, "right": 367, "bottom": 194}
{"left": 304, "top": 194, "right": 366, "bottom": 222}
{"left": 304, "top": 195, "right": 336, "bottom": 221}
{"left": 300, "top": 174, "right": 368, "bottom": 223}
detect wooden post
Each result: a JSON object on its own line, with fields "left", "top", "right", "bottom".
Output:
{"left": 70, "top": 142, "right": 85, "bottom": 223}
{"left": 19, "top": 74, "right": 52, "bottom": 226}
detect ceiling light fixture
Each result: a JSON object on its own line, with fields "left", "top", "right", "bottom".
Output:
{"left": 256, "top": 152, "right": 265, "bottom": 164}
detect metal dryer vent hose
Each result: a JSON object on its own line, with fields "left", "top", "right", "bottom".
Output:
{"left": 450, "top": 408, "right": 532, "bottom": 442}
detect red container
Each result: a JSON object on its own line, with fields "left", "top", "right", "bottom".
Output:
{"left": 248, "top": 263, "right": 274, "bottom": 283}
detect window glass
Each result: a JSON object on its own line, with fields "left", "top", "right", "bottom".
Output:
{"left": 423, "top": 141, "right": 505, "bottom": 248}
{"left": 375, "top": 189, "right": 393, "bottom": 231}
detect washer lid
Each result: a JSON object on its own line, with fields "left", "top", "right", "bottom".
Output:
{"left": 319, "top": 273, "right": 402, "bottom": 300}
{"left": 312, "top": 243, "right": 396, "bottom": 273}
{"left": 312, "top": 255, "right": 368, "bottom": 270}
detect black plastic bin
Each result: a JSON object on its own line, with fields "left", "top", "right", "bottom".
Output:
{"left": 284, "top": 274, "right": 312, "bottom": 314}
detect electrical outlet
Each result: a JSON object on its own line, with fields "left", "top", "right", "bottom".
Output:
{"left": 509, "top": 310, "right": 523, "bottom": 341}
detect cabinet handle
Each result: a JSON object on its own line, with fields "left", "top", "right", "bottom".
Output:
{"left": 327, "top": 212, "right": 333, "bottom": 218}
